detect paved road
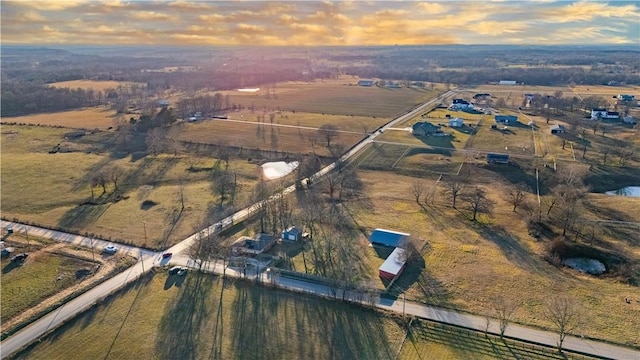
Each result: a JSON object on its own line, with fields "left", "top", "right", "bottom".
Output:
{"left": 4, "top": 90, "right": 639, "bottom": 359}
{"left": 3, "top": 221, "right": 640, "bottom": 359}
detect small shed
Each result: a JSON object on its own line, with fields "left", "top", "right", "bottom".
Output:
{"left": 358, "top": 79, "right": 376, "bottom": 86}
{"left": 486, "top": 153, "right": 510, "bottom": 164}
{"left": 369, "top": 229, "right": 409, "bottom": 248}
{"left": 550, "top": 124, "right": 566, "bottom": 134}
{"left": 281, "top": 226, "right": 302, "bottom": 241}
{"left": 379, "top": 248, "right": 407, "bottom": 281}
{"left": 495, "top": 115, "right": 518, "bottom": 124}
{"left": 448, "top": 118, "right": 464, "bottom": 127}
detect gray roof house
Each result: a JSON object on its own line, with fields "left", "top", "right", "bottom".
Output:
{"left": 412, "top": 122, "right": 441, "bottom": 136}
{"left": 281, "top": 226, "right": 303, "bottom": 241}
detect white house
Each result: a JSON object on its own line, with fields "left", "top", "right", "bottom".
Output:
{"left": 448, "top": 118, "right": 464, "bottom": 127}
{"left": 591, "top": 108, "right": 607, "bottom": 120}
{"left": 499, "top": 80, "right": 517, "bottom": 85}
{"left": 449, "top": 99, "right": 473, "bottom": 111}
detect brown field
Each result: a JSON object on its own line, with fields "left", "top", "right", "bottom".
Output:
{"left": 215, "top": 77, "right": 438, "bottom": 118}
{"left": 47, "top": 80, "right": 144, "bottom": 91}
{"left": 178, "top": 119, "right": 366, "bottom": 157}
{"left": 344, "top": 167, "right": 640, "bottom": 347}
{"left": 0, "top": 125, "right": 262, "bottom": 248}
{"left": 1, "top": 107, "right": 118, "bottom": 130}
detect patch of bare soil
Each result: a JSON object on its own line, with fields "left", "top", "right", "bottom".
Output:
{"left": 1, "top": 243, "right": 117, "bottom": 333}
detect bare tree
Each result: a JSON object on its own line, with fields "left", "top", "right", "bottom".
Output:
{"left": 464, "top": 187, "right": 494, "bottom": 221}
{"left": 545, "top": 295, "right": 581, "bottom": 351}
{"left": 507, "top": 183, "right": 528, "bottom": 212}
{"left": 444, "top": 180, "right": 466, "bottom": 209}
{"left": 146, "top": 127, "right": 165, "bottom": 155}
{"left": 213, "top": 171, "right": 234, "bottom": 206}
{"left": 318, "top": 123, "right": 340, "bottom": 148}
{"left": 493, "top": 295, "right": 519, "bottom": 338}
{"left": 107, "top": 165, "right": 125, "bottom": 191}
{"left": 411, "top": 180, "right": 426, "bottom": 205}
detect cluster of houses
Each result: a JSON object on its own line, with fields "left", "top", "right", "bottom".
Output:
{"left": 590, "top": 108, "right": 636, "bottom": 124}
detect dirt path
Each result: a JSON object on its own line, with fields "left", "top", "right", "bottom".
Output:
{"left": 2, "top": 243, "right": 117, "bottom": 332}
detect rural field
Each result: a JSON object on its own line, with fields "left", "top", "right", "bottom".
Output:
{"left": 0, "top": 125, "right": 264, "bottom": 248}
{"left": 340, "top": 168, "right": 640, "bottom": 347}
{"left": 218, "top": 77, "right": 439, "bottom": 118}
{"left": 2, "top": 107, "right": 120, "bottom": 130}
{"left": 47, "top": 80, "right": 145, "bottom": 91}
{"left": 10, "top": 270, "right": 593, "bottom": 360}
{"left": 11, "top": 271, "right": 406, "bottom": 360}
{"left": 0, "top": 232, "right": 134, "bottom": 332}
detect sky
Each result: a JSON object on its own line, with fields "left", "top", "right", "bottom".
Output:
{"left": 1, "top": 1, "right": 639, "bottom": 46}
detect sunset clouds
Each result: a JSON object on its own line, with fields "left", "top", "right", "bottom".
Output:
{"left": 1, "top": 1, "right": 638, "bottom": 46}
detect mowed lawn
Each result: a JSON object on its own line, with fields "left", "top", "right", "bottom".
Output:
{"left": 1, "top": 236, "right": 95, "bottom": 323}
{"left": 13, "top": 271, "right": 406, "bottom": 360}
{"left": 347, "top": 169, "right": 640, "bottom": 347}
{"left": 2, "top": 107, "right": 119, "bottom": 130}
{"left": 0, "top": 125, "right": 260, "bottom": 248}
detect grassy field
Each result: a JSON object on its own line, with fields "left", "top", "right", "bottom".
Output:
{"left": 341, "top": 168, "right": 640, "bottom": 347}
{"left": 217, "top": 77, "right": 439, "bottom": 118}
{"left": 0, "top": 125, "right": 261, "bottom": 248}
{"left": 12, "top": 271, "right": 406, "bottom": 360}
{"left": 1, "top": 107, "right": 119, "bottom": 130}
{"left": 1, "top": 234, "right": 96, "bottom": 323}
{"left": 179, "top": 117, "right": 369, "bottom": 157}
{"left": 401, "top": 320, "right": 595, "bottom": 360}
{"left": 47, "top": 80, "right": 144, "bottom": 91}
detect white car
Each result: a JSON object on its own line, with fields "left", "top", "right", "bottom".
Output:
{"left": 103, "top": 245, "right": 118, "bottom": 254}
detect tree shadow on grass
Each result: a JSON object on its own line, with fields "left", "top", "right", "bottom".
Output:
{"left": 228, "top": 282, "right": 399, "bottom": 360}
{"left": 58, "top": 203, "right": 111, "bottom": 231}
{"left": 155, "top": 272, "right": 215, "bottom": 360}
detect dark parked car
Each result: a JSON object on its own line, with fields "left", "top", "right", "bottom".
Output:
{"left": 162, "top": 252, "right": 173, "bottom": 259}
{"left": 11, "top": 253, "right": 28, "bottom": 262}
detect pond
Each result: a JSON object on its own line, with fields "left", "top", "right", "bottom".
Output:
{"left": 605, "top": 186, "right": 640, "bottom": 197}
{"left": 563, "top": 257, "right": 606, "bottom": 275}
{"left": 262, "top": 161, "right": 299, "bottom": 180}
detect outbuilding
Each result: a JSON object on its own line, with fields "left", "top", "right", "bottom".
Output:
{"left": 550, "top": 124, "right": 566, "bottom": 134}
{"left": 281, "top": 226, "right": 303, "bottom": 241}
{"left": 448, "top": 118, "right": 464, "bottom": 127}
{"left": 495, "top": 115, "right": 518, "bottom": 124}
{"left": 379, "top": 247, "right": 407, "bottom": 281}
{"left": 369, "top": 229, "right": 409, "bottom": 248}
{"left": 486, "top": 153, "right": 510, "bottom": 164}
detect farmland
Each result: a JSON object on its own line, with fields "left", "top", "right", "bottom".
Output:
{"left": 2, "top": 107, "right": 119, "bottom": 130}
{"left": 47, "top": 80, "right": 144, "bottom": 91}
{"left": 11, "top": 271, "right": 406, "bottom": 360}
{"left": 0, "top": 125, "right": 263, "bottom": 248}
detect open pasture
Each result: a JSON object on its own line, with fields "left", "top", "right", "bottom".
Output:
{"left": 347, "top": 169, "right": 640, "bottom": 346}
{"left": 351, "top": 142, "right": 464, "bottom": 176}
{"left": 1, "top": 107, "right": 118, "bottom": 130}
{"left": 464, "top": 116, "right": 535, "bottom": 156}
{"left": 0, "top": 125, "right": 260, "bottom": 248}
{"left": 179, "top": 119, "right": 365, "bottom": 157}
{"left": 47, "top": 80, "right": 144, "bottom": 91}
{"left": 220, "top": 80, "right": 438, "bottom": 118}
{"left": 12, "top": 272, "right": 406, "bottom": 360}
{"left": 223, "top": 110, "right": 388, "bottom": 134}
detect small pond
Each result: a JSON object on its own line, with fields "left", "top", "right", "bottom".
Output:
{"left": 262, "top": 161, "right": 299, "bottom": 180}
{"left": 563, "top": 257, "right": 606, "bottom": 275}
{"left": 605, "top": 186, "right": 640, "bottom": 197}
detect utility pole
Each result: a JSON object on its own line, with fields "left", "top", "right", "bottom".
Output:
{"left": 25, "top": 229, "right": 30, "bottom": 251}
{"left": 143, "top": 221, "right": 147, "bottom": 245}
{"left": 90, "top": 237, "right": 95, "bottom": 262}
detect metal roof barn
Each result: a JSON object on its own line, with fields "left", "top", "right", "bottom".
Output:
{"left": 379, "top": 247, "right": 407, "bottom": 281}
{"left": 369, "top": 229, "right": 409, "bottom": 248}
